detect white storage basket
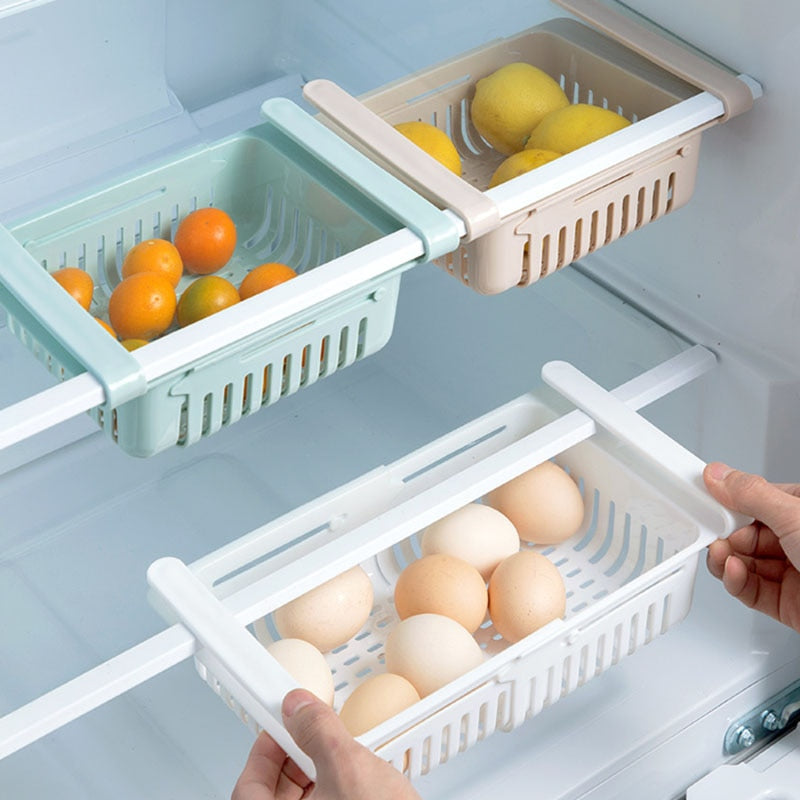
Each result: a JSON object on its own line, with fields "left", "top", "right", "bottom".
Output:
{"left": 146, "top": 346, "right": 745, "bottom": 781}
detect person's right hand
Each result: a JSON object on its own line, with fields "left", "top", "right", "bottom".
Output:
{"left": 703, "top": 461, "right": 800, "bottom": 633}
{"left": 231, "top": 689, "right": 422, "bottom": 800}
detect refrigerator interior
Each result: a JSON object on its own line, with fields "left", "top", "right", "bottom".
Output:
{"left": 1, "top": 1, "right": 800, "bottom": 798}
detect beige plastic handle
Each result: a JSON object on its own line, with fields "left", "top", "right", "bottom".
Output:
{"left": 554, "top": 0, "right": 754, "bottom": 120}
{"left": 303, "top": 79, "right": 500, "bottom": 241}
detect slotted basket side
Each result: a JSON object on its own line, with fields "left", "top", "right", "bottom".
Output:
{"left": 445, "top": 130, "right": 703, "bottom": 290}
{"left": 107, "top": 274, "right": 399, "bottom": 456}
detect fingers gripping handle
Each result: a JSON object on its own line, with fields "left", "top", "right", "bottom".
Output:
{"left": 541, "top": 359, "right": 749, "bottom": 539}
{"left": 146, "top": 557, "right": 317, "bottom": 782}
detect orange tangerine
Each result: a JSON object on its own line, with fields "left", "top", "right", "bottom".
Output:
{"left": 108, "top": 273, "right": 177, "bottom": 341}
{"left": 52, "top": 267, "right": 94, "bottom": 311}
{"left": 94, "top": 317, "right": 117, "bottom": 338}
{"left": 239, "top": 262, "right": 298, "bottom": 300}
{"left": 174, "top": 207, "right": 237, "bottom": 275}
{"left": 176, "top": 275, "right": 239, "bottom": 327}
{"left": 121, "top": 338, "right": 148, "bottom": 351}
{"left": 121, "top": 238, "right": 183, "bottom": 287}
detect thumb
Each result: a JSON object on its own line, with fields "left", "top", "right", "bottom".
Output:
{"left": 703, "top": 462, "right": 800, "bottom": 541}
{"left": 282, "top": 689, "right": 356, "bottom": 782}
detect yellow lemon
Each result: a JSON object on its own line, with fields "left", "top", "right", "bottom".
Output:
{"left": 488, "top": 148, "right": 561, "bottom": 188}
{"left": 393, "top": 121, "right": 462, "bottom": 175}
{"left": 471, "top": 62, "right": 569, "bottom": 156}
{"left": 526, "top": 103, "right": 631, "bottom": 154}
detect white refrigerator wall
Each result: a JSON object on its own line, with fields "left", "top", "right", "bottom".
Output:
{"left": 578, "top": 0, "right": 800, "bottom": 478}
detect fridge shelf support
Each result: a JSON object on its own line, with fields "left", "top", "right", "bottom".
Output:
{"left": 724, "top": 678, "right": 800, "bottom": 755}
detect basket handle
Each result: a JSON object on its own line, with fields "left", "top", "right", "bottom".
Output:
{"left": 554, "top": 0, "right": 756, "bottom": 121}
{"left": 0, "top": 223, "right": 147, "bottom": 409}
{"left": 260, "top": 96, "right": 461, "bottom": 260}
{"left": 302, "top": 79, "right": 501, "bottom": 241}
{"left": 541, "top": 359, "right": 750, "bottom": 539}
{"left": 147, "top": 557, "right": 318, "bottom": 782}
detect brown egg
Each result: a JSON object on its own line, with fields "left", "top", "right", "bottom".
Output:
{"left": 393, "top": 553, "right": 488, "bottom": 633}
{"left": 488, "top": 551, "right": 566, "bottom": 643}
{"left": 339, "top": 673, "right": 421, "bottom": 737}
{"left": 484, "top": 461, "right": 584, "bottom": 545}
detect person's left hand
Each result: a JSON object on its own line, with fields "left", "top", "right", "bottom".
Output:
{"left": 232, "top": 724, "right": 312, "bottom": 800}
{"left": 231, "top": 689, "right": 422, "bottom": 800}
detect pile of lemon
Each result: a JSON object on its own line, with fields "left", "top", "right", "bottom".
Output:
{"left": 50, "top": 208, "right": 298, "bottom": 351}
{"left": 388, "top": 62, "right": 631, "bottom": 190}
{"left": 470, "top": 62, "right": 631, "bottom": 187}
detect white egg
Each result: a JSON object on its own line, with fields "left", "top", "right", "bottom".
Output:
{"left": 421, "top": 503, "right": 521, "bottom": 580}
{"left": 266, "top": 638, "right": 335, "bottom": 705}
{"left": 272, "top": 565, "right": 374, "bottom": 652}
{"left": 485, "top": 461, "right": 585, "bottom": 545}
{"left": 384, "top": 613, "right": 485, "bottom": 698}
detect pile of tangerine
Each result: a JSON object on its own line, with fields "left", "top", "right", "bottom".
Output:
{"left": 50, "top": 207, "right": 298, "bottom": 351}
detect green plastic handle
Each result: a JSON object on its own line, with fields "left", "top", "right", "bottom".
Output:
{"left": 0, "top": 224, "right": 146, "bottom": 409}
{"left": 260, "top": 97, "right": 461, "bottom": 262}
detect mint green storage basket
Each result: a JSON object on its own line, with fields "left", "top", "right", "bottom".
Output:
{"left": 0, "top": 98, "right": 459, "bottom": 457}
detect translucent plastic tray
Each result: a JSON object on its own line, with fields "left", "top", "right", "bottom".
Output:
{"left": 0, "top": 99, "right": 460, "bottom": 456}
{"left": 304, "top": 1, "right": 758, "bottom": 294}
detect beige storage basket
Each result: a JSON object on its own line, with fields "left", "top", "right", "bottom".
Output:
{"left": 304, "top": 1, "right": 756, "bottom": 294}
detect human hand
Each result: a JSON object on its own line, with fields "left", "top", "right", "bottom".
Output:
{"left": 231, "top": 688, "right": 422, "bottom": 800}
{"left": 703, "top": 461, "right": 800, "bottom": 633}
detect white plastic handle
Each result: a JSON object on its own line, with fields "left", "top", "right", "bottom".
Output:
{"left": 146, "top": 557, "right": 316, "bottom": 781}
{"left": 541, "top": 359, "right": 749, "bottom": 538}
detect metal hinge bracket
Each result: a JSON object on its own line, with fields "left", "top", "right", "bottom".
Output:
{"left": 724, "top": 678, "right": 800, "bottom": 755}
